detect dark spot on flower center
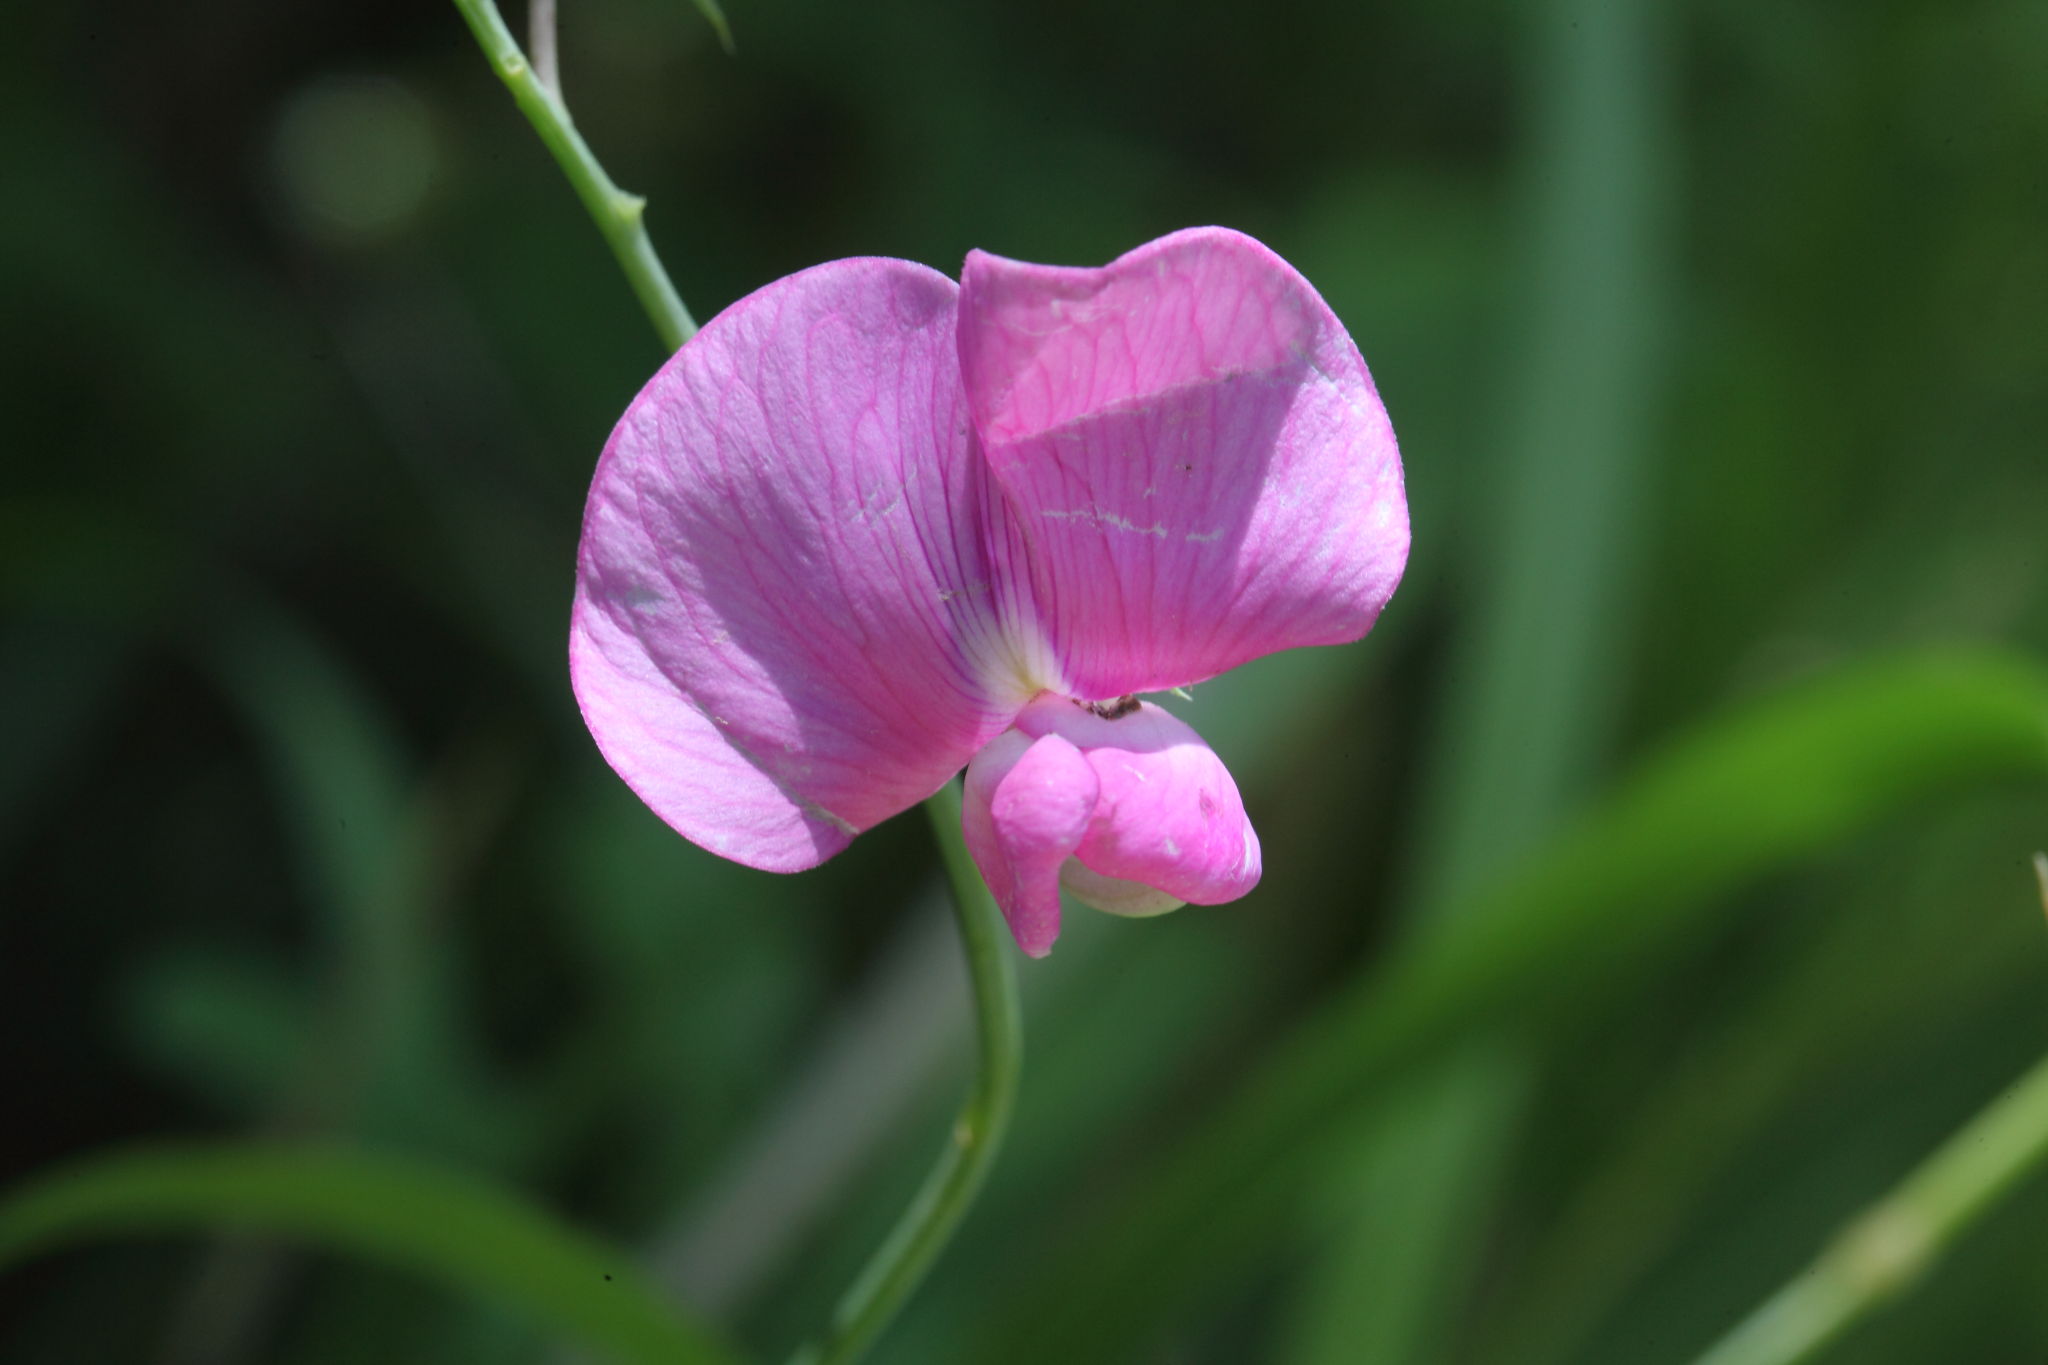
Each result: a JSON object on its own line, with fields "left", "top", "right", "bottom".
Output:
{"left": 1199, "top": 791, "right": 1216, "bottom": 817}
{"left": 1086, "top": 695, "right": 1141, "bottom": 720}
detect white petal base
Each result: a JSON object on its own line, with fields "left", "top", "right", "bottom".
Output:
{"left": 1059, "top": 861, "right": 1185, "bottom": 918}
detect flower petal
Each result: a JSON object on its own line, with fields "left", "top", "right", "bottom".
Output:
{"left": 1016, "top": 697, "right": 1261, "bottom": 911}
{"left": 962, "top": 728, "right": 1100, "bottom": 957}
{"left": 572, "top": 258, "right": 1037, "bottom": 872}
{"left": 958, "top": 226, "right": 1409, "bottom": 698}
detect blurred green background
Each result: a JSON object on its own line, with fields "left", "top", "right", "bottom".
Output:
{"left": 5, "top": 0, "right": 2048, "bottom": 1362}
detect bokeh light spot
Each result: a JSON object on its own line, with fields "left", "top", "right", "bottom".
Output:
{"left": 271, "top": 74, "right": 439, "bottom": 245}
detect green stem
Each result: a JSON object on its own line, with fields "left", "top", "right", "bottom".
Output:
{"left": 449, "top": 0, "right": 697, "bottom": 351}
{"left": 786, "top": 784, "right": 1023, "bottom": 1365}
{"left": 451, "top": 11, "right": 1021, "bottom": 1356}
{"left": 1688, "top": 1040, "right": 2048, "bottom": 1365}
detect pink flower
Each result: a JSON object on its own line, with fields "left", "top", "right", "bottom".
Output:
{"left": 571, "top": 227, "right": 1408, "bottom": 956}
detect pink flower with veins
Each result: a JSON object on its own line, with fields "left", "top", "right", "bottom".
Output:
{"left": 571, "top": 226, "right": 1408, "bottom": 957}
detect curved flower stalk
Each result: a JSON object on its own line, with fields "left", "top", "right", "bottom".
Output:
{"left": 572, "top": 226, "right": 1409, "bottom": 955}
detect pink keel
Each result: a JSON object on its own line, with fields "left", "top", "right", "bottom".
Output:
{"left": 964, "top": 697, "right": 1261, "bottom": 956}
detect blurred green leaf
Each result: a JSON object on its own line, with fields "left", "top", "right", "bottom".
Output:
{"left": 203, "top": 598, "right": 409, "bottom": 936}
{"left": 0, "top": 618, "right": 133, "bottom": 871}
{"left": 535, "top": 779, "right": 818, "bottom": 1216}
{"left": 983, "top": 648, "right": 2048, "bottom": 1364}
{"left": 1686, "top": 1038, "right": 2048, "bottom": 1365}
{"left": 1474, "top": 796, "right": 2048, "bottom": 1365}
{"left": 201, "top": 597, "right": 534, "bottom": 1166}
{"left": 1278, "top": 1049, "right": 1529, "bottom": 1365}
{"left": 685, "top": 0, "right": 735, "bottom": 54}
{"left": 0, "top": 1144, "right": 742, "bottom": 1365}
{"left": 1307, "top": 0, "right": 1679, "bottom": 1348}
{"left": 122, "top": 950, "right": 311, "bottom": 1119}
